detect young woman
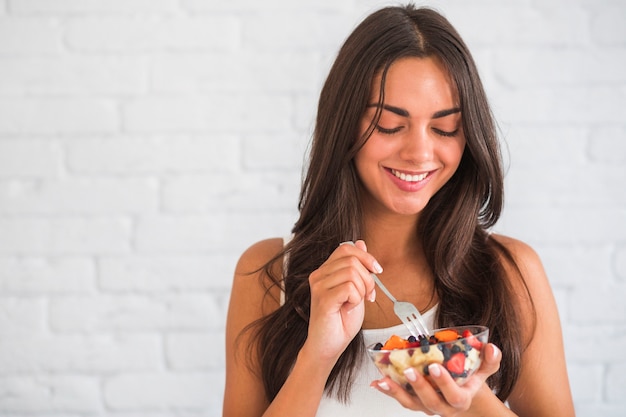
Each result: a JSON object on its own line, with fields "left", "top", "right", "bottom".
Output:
{"left": 223, "top": 4, "right": 574, "bottom": 417}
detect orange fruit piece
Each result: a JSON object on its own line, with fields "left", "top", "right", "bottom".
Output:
{"left": 382, "top": 334, "right": 409, "bottom": 350}
{"left": 434, "top": 329, "right": 460, "bottom": 342}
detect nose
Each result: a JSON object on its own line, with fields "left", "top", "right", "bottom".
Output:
{"left": 399, "top": 126, "right": 434, "bottom": 162}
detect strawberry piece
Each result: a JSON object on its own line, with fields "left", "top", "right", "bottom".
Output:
{"left": 446, "top": 352, "right": 466, "bottom": 374}
{"left": 462, "top": 329, "right": 483, "bottom": 350}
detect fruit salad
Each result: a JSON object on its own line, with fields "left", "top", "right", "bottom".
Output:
{"left": 367, "top": 325, "right": 488, "bottom": 392}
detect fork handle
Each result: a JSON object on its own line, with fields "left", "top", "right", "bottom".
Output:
{"left": 370, "top": 273, "right": 398, "bottom": 303}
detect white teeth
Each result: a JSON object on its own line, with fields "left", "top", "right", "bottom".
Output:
{"left": 391, "top": 169, "right": 428, "bottom": 182}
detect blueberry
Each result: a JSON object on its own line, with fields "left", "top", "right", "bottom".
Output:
{"left": 408, "top": 335, "right": 417, "bottom": 343}
{"left": 373, "top": 342, "right": 383, "bottom": 350}
{"left": 439, "top": 344, "right": 451, "bottom": 361}
{"left": 419, "top": 336, "right": 430, "bottom": 353}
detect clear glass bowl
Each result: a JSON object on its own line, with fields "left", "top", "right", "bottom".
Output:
{"left": 367, "top": 325, "right": 489, "bottom": 392}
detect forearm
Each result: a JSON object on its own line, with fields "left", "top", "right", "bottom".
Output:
{"left": 463, "top": 385, "right": 517, "bottom": 417}
{"left": 262, "top": 344, "right": 335, "bottom": 417}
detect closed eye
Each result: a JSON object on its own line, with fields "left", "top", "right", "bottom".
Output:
{"left": 433, "top": 127, "right": 459, "bottom": 137}
{"left": 376, "top": 125, "right": 403, "bottom": 135}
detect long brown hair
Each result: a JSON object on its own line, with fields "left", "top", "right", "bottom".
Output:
{"left": 246, "top": 4, "right": 533, "bottom": 404}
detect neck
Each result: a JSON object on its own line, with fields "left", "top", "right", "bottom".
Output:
{"left": 361, "top": 212, "right": 423, "bottom": 265}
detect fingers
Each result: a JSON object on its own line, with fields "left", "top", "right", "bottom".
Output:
{"left": 339, "top": 240, "right": 383, "bottom": 274}
{"left": 322, "top": 240, "right": 380, "bottom": 301}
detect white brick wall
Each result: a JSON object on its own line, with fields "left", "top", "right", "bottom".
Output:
{"left": 0, "top": 0, "right": 624, "bottom": 415}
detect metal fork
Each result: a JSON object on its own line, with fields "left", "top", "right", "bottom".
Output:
{"left": 339, "top": 241, "right": 430, "bottom": 338}
{"left": 370, "top": 272, "right": 431, "bottom": 339}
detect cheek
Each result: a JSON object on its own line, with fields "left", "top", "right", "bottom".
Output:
{"left": 447, "top": 137, "right": 466, "bottom": 167}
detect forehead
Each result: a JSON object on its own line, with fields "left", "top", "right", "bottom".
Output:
{"left": 370, "top": 56, "right": 459, "bottom": 111}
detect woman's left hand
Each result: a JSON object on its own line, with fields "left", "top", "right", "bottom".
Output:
{"left": 370, "top": 343, "right": 503, "bottom": 416}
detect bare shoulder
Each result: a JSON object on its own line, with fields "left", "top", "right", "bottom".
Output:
{"left": 491, "top": 234, "right": 541, "bottom": 267}
{"left": 490, "top": 234, "right": 546, "bottom": 288}
{"left": 232, "top": 237, "right": 285, "bottom": 313}
{"left": 235, "top": 237, "right": 285, "bottom": 278}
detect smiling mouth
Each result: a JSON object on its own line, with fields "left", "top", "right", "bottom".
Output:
{"left": 390, "top": 169, "right": 429, "bottom": 182}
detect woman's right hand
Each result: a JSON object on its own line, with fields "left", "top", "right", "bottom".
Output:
{"left": 302, "top": 240, "right": 381, "bottom": 363}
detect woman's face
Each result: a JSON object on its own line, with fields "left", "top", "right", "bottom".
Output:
{"left": 355, "top": 56, "right": 466, "bottom": 217}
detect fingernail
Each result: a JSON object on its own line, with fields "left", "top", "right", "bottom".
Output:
{"left": 403, "top": 367, "right": 417, "bottom": 382}
{"left": 492, "top": 345, "right": 500, "bottom": 360}
{"left": 428, "top": 363, "right": 441, "bottom": 377}
{"left": 373, "top": 260, "right": 383, "bottom": 274}
{"left": 377, "top": 381, "right": 390, "bottom": 391}
{"left": 369, "top": 288, "right": 376, "bottom": 302}
{"left": 339, "top": 241, "right": 353, "bottom": 246}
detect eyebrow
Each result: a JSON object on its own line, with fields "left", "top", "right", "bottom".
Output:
{"left": 367, "top": 104, "right": 461, "bottom": 119}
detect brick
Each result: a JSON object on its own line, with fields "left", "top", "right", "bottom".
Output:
{"left": 0, "top": 98, "right": 119, "bottom": 134}
{"left": 0, "top": 257, "right": 95, "bottom": 293}
{"left": 616, "top": 245, "right": 626, "bottom": 281}
{"left": 588, "top": 127, "right": 626, "bottom": 164}
{"left": 294, "top": 92, "right": 319, "bottom": 132}
{"left": 606, "top": 362, "right": 626, "bottom": 403}
{"left": 66, "top": 16, "right": 240, "bottom": 52}
{"left": 446, "top": 5, "right": 590, "bottom": 47}
{"left": 123, "top": 95, "right": 292, "bottom": 133}
{"left": 98, "top": 254, "right": 239, "bottom": 290}
{"left": 161, "top": 174, "right": 300, "bottom": 213}
{"left": 0, "top": 218, "right": 132, "bottom": 255}
{"left": 563, "top": 324, "right": 626, "bottom": 362}
{"left": 242, "top": 12, "right": 351, "bottom": 51}
{"left": 182, "top": 0, "right": 353, "bottom": 12}
{"left": 534, "top": 245, "right": 613, "bottom": 287}
{"left": 503, "top": 126, "right": 587, "bottom": 168}
{"left": 165, "top": 331, "right": 224, "bottom": 370}
{"left": 242, "top": 132, "right": 308, "bottom": 170}
{"left": 104, "top": 371, "right": 222, "bottom": 409}
{"left": 590, "top": 6, "right": 626, "bottom": 45}
{"left": 8, "top": 0, "right": 179, "bottom": 14}
{"left": 498, "top": 208, "right": 626, "bottom": 245}
{"left": 0, "top": 178, "right": 159, "bottom": 214}
{"left": 49, "top": 294, "right": 223, "bottom": 332}
{"left": 0, "top": 17, "right": 63, "bottom": 55}
{"left": 152, "top": 52, "right": 320, "bottom": 94}
{"left": 574, "top": 403, "right": 626, "bottom": 417}
{"left": 134, "top": 213, "right": 297, "bottom": 253}
{"left": 0, "top": 55, "right": 148, "bottom": 95}
{"left": 0, "top": 298, "right": 45, "bottom": 337}
{"left": 492, "top": 86, "right": 626, "bottom": 124}
{"left": 65, "top": 135, "right": 239, "bottom": 174}
{"left": 0, "top": 334, "right": 161, "bottom": 373}
{"left": 567, "top": 364, "right": 603, "bottom": 402}
{"left": 0, "top": 139, "right": 62, "bottom": 178}
{"left": 569, "top": 284, "right": 626, "bottom": 323}
{"left": 0, "top": 376, "right": 100, "bottom": 413}
{"left": 505, "top": 165, "right": 626, "bottom": 208}
{"left": 494, "top": 47, "right": 626, "bottom": 86}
